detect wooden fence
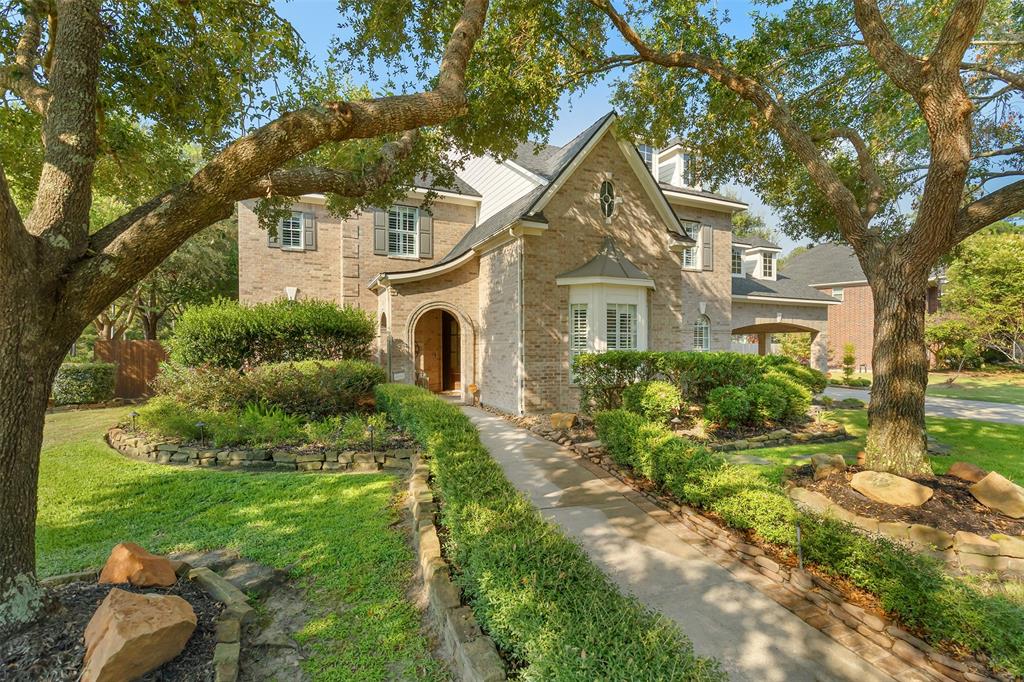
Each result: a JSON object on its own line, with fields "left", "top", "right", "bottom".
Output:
{"left": 94, "top": 340, "right": 167, "bottom": 398}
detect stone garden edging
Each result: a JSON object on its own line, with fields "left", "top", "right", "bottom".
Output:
{"left": 407, "top": 456, "right": 506, "bottom": 682}
{"left": 41, "top": 559, "right": 250, "bottom": 682}
{"left": 787, "top": 486, "right": 1024, "bottom": 581}
{"left": 707, "top": 424, "right": 851, "bottom": 452}
{"left": 568, "top": 441, "right": 1009, "bottom": 682}
{"left": 106, "top": 427, "right": 413, "bottom": 473}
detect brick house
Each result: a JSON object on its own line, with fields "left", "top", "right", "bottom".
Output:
{"left": 782, "top": 243, "right": 942, "bottom": 370}
{"left": 238, "top": 113, "right": 838, "bottom": 414}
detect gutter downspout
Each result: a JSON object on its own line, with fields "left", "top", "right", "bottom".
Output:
{"left": 517, "top": 238, "right": 526, "bottom": 416}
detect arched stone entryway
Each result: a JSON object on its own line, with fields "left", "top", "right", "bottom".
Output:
{"left": 407, "top": 303, "right": 476, "bottom": 403}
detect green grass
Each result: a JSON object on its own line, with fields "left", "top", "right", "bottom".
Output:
{"left": 736, "top": 409, "right": 1024, "bottom": 484}
{"left": 927, "top": 370, "right": 1024, "bottom": 405}
{"left": 37, "top": 407, "right": 444, "bottom": 681}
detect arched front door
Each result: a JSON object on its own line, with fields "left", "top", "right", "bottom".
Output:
{"left": 413, "top": 308, "right": 462, "bottom": 393}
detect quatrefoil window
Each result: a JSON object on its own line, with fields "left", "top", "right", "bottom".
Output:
{"left": 599, "top": 180, "right": 616, "bottom": 219}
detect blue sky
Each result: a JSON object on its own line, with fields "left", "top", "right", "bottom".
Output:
{"left": 273, "top": 0, "right": 805, "bottom": 252}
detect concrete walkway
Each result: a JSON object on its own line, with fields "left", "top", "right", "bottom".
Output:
{"left": 462, "top": 406, "right": 896, "bottom": 682}
{"left": 824, "top": 386, "right": 1024, "bottom": 425}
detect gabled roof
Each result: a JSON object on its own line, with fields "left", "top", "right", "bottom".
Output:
{"left": 510, "top": 114, "right": 613, "bottom": 179}
{"left": 732, "top": 274, "right": 839, "bottom": 304}
{"left": 416, "top": 172, "right": 480, "bottom": 198}
{"left": 437, "top": 185, "right": 548, "bottom": 265}
{"left": 658, "top": 182, "right": 747, "bottom": 209}
{"left": 782, "top": 243, "right": 866, "bottom": 285}
{"left": 556, "top": 236, "right": 654, "bottom": 287}
{"left": 732, "top": 234, "right": 780, "bottom": 250}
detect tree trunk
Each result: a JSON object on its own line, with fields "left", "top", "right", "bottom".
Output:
{"left": 864, "top": 267, "right": 933, "bottom": 475}
{"left": 0, "top": 300, "right": 65, "bottom": 634}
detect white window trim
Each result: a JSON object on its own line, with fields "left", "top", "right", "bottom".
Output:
{"left": 761, "top": 252, "right": 776, "bottom": 280}
{"left": 388, "top": 205, "right": 419, "bottom": 259}
{"left": 731, "top": 248, "right": 744, "bottom": 277}
{"left": 279, "top": 211, "right": 305, "bottom": 251}
{"left": 567, "top": 284, "right": 649, "bottom": 381}
{"left": 693, "top": 314, "right": 711, "bottom": 351}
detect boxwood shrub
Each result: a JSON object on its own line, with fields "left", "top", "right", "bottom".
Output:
{"left": 704, "top": 386, "right": 751, "bottom": 429}
{"left": 621, "top": 379, "right": 682, "bottom": 423}
{"left": 52, "top": 362, "right": 116, "bottom": 405}
{"left": 594, "top": 411, "right": 1024, "bottom": 676}
{"left": 375, "top": 384, "right": 724, "bottom": 681}
{"left": 168, "top": 299, "right": 376, "bottom": 368}
{"left": 572, "top": 351, "right": 825, "bottom": 412}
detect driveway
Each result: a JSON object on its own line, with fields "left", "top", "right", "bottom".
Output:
{"left": 462, "top": 405, "right": 899, "bottom": 682}
{"left": 824, "top": 386, "right": 1024, "bottom": 425}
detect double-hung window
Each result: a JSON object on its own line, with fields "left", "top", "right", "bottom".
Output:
{"left": 681, "top": 153, "right": 697, "bottom": 187}
{"left": 762, "top": 253, "right": 774, "bottom": 278}
{"left": 569, "top": 303, "right": 589, "bottom": 381}
{"left": 681, "top": 221, "right": 701, "bottom": 269}
{"left": 280, "top": 211, "right": 304, "bottom": 249}
{"left": 606, "top": 303, "right": 637, "bottom": 350}
{"left": 731, "top": 248, "right": 743, "bottom": 275}
{"left": 388, "top": 206, "right": 418, "bottom": 257}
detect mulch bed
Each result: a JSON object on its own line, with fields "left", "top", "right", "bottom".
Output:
{"left": 791, "top": 465, "right": 1024, "bottom": 537}
{"left": 0, "top": 578, "right": 221, "bottom": 681}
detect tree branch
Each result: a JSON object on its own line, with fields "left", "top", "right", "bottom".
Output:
{"left": 0, "top": 162, "right": 29, "bottom": 271}
{"left": 851, "top": 0, "right": 923, "bottom": 93}
{"left": 59, "top": 0, "right": 489, "bottom": 336}
{"left": 815, "top": 126, "right": 885, "bottom": 220}
{"left": 961, "top": 61, "right": 1024, "bottom": 91}
{"left": 238, "top": 130, "right": 419, "bottom": 200}
{"left": 0, "top": 0, "right": 50, "bottom": 114}
{"left": 954, "top": 178, "right": 1024, "bottom": 241}
{"left": 26, "top": 0, "right": 100, "bottom": 262}
{"left": 930, "top": 0, "right": 987, "bottom": 71}
{"left": 588, "top": 0, "right": 874, "bottom": 250}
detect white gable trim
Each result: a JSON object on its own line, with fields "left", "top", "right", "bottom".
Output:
{"left": 731, "top": 294, "right": 840, "bottom": 306}
{"left": 556, "top": 275, "right": 655, "bottom": 289}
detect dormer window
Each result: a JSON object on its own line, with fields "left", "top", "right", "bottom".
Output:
{"left": 637, "top": 144, "right": 655, "bottom": 172}
{"left": 681, "top": 153, "right": 697, "bottom": 187}
{"left": 762, "top": 252, "right": 775, "bottom": 278}
{"left": 731, "top": 248, "right": 743, "bottom": 275}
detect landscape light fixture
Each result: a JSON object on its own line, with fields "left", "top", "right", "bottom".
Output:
{"left": 195, "top": 421, "right": 207, "bottom": 447}
{"left": 129, "top": 410, "right": 139, "bottom": 431}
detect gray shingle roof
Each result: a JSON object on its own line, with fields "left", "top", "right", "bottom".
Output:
{"left": 732, "top": 234, "right": 780, "bottom": 250}
{"left": 557, "top": 236, "right": 653, "bottom": 282}
{"left": 658, "top": 182, "right": 748, "bottom": 207}
{"left": 781, "top": 243, "right": 866, "bottom": 285}
{"left": 415, "top": 172, "right": 480, "bottom": 197}
{"left": 510, "top": 113, "right": 614, "bottom": 179}
{"left": 437, "top": 185, "right": 548, "bottom": 265}
{"left": 732, "top": 274, "right": 838, "bottom": 303}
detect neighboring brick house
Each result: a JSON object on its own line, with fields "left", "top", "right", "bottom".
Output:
{"left": 238, "top": 112, "right": 838, "bottom": 414}
{"left": 782, "top": 243, "right": 942, "bottom": 370}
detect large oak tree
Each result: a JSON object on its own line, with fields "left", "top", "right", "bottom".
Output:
{"left": 579, "top": 0, "right": 1023, "bottom": 474}
{"left": 0, "top": 0, "right": 606, "bottom": 630}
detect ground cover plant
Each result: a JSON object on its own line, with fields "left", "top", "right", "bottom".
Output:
{"left": 36, "top": 407, "right": 444, "bottom": 681}
{"left": 376, "top": 383, "right": 724, "bottom": 681}
{"left": 594, "top": 409, "right": 1024, "bottom": 676}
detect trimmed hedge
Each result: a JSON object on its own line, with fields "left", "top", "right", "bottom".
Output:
{"left": 572, "top": 351, "right": 825, "bottom": 412}
{"left": 376, "top": 384, "right": 724, "bottom": 681}
{"left": 705, "top": 386, "right": 751, "bottom": 429}
{"left": 153, "top": 359, "right": 384, "bottom": 419}
{"left": 621, "top": 380, "right": 681, "bottom": 423}
{"left": 168, "top": 299, "right": 376, "bottom": 368}
{"left": 594, "top": 411, "right": 1024, "bottom": 677}
{"left": 52, "top": 362, "right": 116, "bottom": 405}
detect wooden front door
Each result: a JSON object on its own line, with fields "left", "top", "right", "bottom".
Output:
{"left": 441, "top": 311, "right": 461, "bottom": 391}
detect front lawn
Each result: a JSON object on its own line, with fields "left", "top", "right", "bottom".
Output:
{"left": 37, "top": 407, "right": 444, "bottom": 681}
{"left": 735, "top": 409, "right": 1024, "bottom": 484}
{"left": 927, "top": 370, "right": 1024, "bottom": 405}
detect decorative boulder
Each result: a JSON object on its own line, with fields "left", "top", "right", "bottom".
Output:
{"left": 850, "top": 471, "right": 934, "bottom": 507}
{"left": 99, "top": 542, "right": 177, "bottom": 587}
{"left": 947, "top": 461, "right": 988, "bottom": 484}
{"left": 82, "top": 588, "right": 196, "bottom": 682}
{"left": 550, "top": 412, "right": 577, "bottom": 430}
{"left": 811, "top": 453, "right": 846, "bottom": 481}
{"left": 970, "top": 472, "right": 1024, "bottom": 519}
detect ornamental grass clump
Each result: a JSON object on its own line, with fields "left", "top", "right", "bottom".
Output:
{"left": 376, "top": 383, "right": 724, "bottom": 681}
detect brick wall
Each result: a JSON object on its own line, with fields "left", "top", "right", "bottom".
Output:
{"left": 238, "top": 199, "right": 342, "bottom": 303}
{"left": 520, "top": 133, "right": 736, "bottom": 413}
{"left": 478, "top": 240, "right": 522, "bottom": 414}
{"left": 824, "top": 283, "right": 873, "bottom": 369}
